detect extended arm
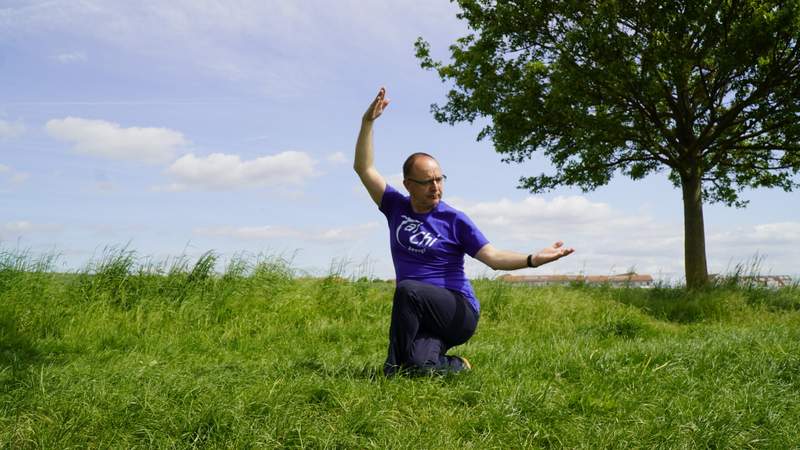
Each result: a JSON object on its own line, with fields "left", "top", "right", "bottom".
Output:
{"left": 475, "top": 241, "right": 574, "bottom": 271}
{"left": 354, "top": 88, "right": 390, "bottom": 206}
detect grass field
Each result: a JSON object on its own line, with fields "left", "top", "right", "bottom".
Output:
{"left": 2, "top": 248, "right": 800, "bottom": 448}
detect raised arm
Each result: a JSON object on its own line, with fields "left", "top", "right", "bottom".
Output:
{"left": 475, "top": 241, "right": 575, "bottom": 271}
{"left": 354, "top": 87, "right": 390, "bottom": 206}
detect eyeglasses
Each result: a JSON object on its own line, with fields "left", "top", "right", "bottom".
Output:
{"left": 405, "top": 174, "right": 447, "bottom": 187}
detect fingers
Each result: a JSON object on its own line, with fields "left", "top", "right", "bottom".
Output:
{"left": 368, "top": 87, "right": 384, "bottom": 108}
{"left": 373, "top": 100, "right": 389, "bottom": 117}
{"left": 550, "top": 242, "right": 574, "bottom": 258}
{"left": 364, "top": 87, "right": 390, "bottom": 122}
{"left": 374, "top": 87, "right": 390, "bottom": 112}
{"left": 379, "top": 88, "right": 390, "bottom": 109}
{"left": 532, "top": 242, "right": 575, "bottom": 268}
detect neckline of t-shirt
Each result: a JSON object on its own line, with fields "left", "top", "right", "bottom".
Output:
{"left": 409, "top": 201, "right": 442, "bottom": 216}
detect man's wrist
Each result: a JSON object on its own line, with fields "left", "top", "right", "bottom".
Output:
{"left": 526, "top": 254, "right": 535, "bottom": 268}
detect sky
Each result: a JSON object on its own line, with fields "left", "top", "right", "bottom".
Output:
{"left": 1, "top": 0, "right": 798, "bottom": 282}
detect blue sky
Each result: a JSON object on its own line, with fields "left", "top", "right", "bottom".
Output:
{"left": 1, "top": 0, "right": 798, "bottom": 281}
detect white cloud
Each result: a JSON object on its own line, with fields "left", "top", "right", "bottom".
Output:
{"left": 0, "top": 164, "right": 30, "bottom": 185}
{"left": 149, "top": 183, "right": 186, "bottom": 193}
{"left": 448, "top": 195, "right": 685, "bottom": 277}
{"left": 451, "top": 195, "right": 654, "bottom": 242}
{"left": 54, "top": 51, "right": 87, "bottom": 63}
{"left": 454, "top": 195, "right": 612, "bottom": 225}
{"left": 709, "top": 222, "right": 800, "bottom": 246}
{"left": 95, "top": 181, "right": 115, "bottom": 192}
{"left": 0, "top": 1, "right": 467, "bottom": 98}
{"left": 447, "top": 195, "right": 800, "bottom": 279}
{"left": 195, "top": 225, "right": 300, "bottom": 240}
{"left": 705, "top": 222, "right": 800, "bottom": 275}
{"left": 164, "top": 151, "right": 317, "bottom": 191}
{"left": 45, "top": 117, "right": 188, "bottom": 164}
{"left": 0, "top": 221, "right": 63, "bottom": 237}
{"left": 9, "top": 172, "right": 30, "bottom": 184}
{"left": 352, "top": 172, "right": 405, "bottom": 199}
{"left": 86, "top": 223, "right": 148, "bottom": 238}
{"left": 386, "top": 173, "right": 404, "bottom": 188}
{"left": 327, "top": 152, "right": 347, "bottom": 164}
{"left": 194, "top": 222, "right": 379, "bottom": 243}
{"left": 313, "top": 222, "right": 380, "bottom": 242}
{"left": 0, "top": 120, "right": 25, "bottom": 138}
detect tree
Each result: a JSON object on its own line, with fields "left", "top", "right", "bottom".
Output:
{"left": 415, "top": 0, "right": 800, "bottom": 288}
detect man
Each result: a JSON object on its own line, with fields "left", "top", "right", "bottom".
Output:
{"left": 355, "top": 87, "right": 575, "bottom": 376}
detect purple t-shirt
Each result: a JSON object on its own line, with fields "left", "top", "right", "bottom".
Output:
{"left": 379, "top": 184, "right": 489, "bottom": 313}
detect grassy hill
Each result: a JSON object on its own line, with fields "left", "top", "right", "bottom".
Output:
{"left": 1, "top": 250, "right": 799, "bottom": 448}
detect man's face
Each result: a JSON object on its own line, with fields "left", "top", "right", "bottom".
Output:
{"left": 403, "top": 156, "right": 444, "bottom": 213}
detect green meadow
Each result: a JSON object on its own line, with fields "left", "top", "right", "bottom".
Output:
{"left": 1, "top": 248, "right": 799, "bottom": 448}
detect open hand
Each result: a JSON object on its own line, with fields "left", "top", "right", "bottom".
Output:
{"left": 363, "top": 87, "right": 390, "bottom": 122}
{"left": 532, "top": 241, "right": 575, "bottom": 267}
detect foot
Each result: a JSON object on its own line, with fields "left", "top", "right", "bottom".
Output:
{"left": 454, "top": 355, "right": 471, "bottom": 371}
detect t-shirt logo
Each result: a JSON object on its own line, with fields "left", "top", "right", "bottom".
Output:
{"left": 396, "top": 215, "right": 438, "bottom": 254}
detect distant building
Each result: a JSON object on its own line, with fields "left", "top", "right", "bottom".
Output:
{"left": 498, "top": 272, "right": 654, "bottom": 288}
{"left": 709, "top": 274, "right": 794, "bottom": 289}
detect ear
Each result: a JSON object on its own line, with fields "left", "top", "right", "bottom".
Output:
{"left": 402, "top": 179, "right": 411, "bottom": 193}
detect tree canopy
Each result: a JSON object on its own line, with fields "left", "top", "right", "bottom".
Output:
{"left": 416, "top": 0, "right": 800, "bottom": 287}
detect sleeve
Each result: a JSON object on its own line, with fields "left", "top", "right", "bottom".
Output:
{"left": 379, "top": 184, "right": 404, "bottom": 217}
{"left": 456, "top": 212, "right": 490, "bottom": 257}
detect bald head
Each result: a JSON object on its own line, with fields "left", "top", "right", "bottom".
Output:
{"left": 402, "top": 152, "right": 438, "bottom": 179}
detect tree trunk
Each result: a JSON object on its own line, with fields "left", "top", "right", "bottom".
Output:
{"left": 680, "top": 173, "right": 709, "bottom": 288}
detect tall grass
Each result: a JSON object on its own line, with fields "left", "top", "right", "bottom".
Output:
{"left": 1, "top": 248, "right": 799, "bottom": 448}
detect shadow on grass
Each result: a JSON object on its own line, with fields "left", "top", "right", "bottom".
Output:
{"left": 0, "top": 313, "right": 57, "bottom": 400}
{"left": 608, "top": 286, "right": 723, "bottom": 323}
{"left": 0, "top": 287, "right": 71, "bottom": 396}
{"left": 0, "top": 314, "right": 40, "bottom": 368}
{"left": 292, "top": 360, "right": 474, "bottom": 383}
{"left": 292, "top": 360, "right": 383, "bottom": 381}
{"left": 732, "top": 285, "right": 800, "bottom": 312}
{"left": 586, "top": 283, "right": 800, "bottom": 323}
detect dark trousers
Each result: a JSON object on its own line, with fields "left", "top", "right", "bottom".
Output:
{"left": 384, "top": 279, "right": 479, "bottom": 376}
